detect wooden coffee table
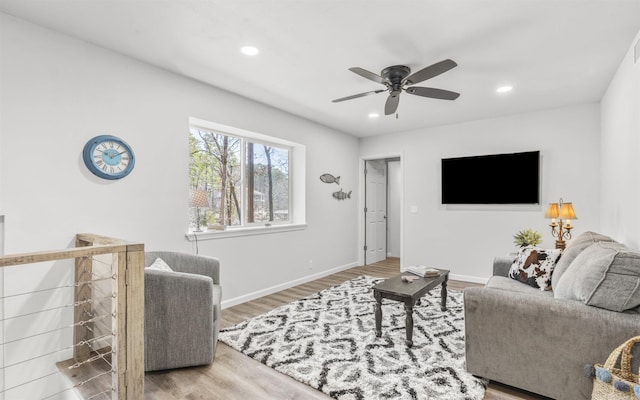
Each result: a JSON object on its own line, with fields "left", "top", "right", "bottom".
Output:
{"left": 372, "top": 269, "right": 449, "bottom": 347}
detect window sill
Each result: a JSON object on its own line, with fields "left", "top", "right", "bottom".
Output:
{"left": 184, "top": 223, "right": 307, "bottom": 241}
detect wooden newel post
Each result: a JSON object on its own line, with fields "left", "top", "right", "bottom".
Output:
{"left": 72, "top": 234, "right": 145, "bottom": 400}
{"left": 124, "top": 243, "right": 145, "bottom": 399}
{"left": 113, "top": 243, "right": 145, "bottom": 400}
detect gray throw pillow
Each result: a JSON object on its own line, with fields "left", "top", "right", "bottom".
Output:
{"left": 554, "top": 241, "right": 640, "bottom": 312}
{"left": 551, "top": 231, "right": 616, "bottom": 290}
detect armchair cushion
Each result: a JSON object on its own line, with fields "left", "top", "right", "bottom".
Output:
{"left": 146, "top": 251, "right": 220, "bottom": 284}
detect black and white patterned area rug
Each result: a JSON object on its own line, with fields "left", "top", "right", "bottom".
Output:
{"left": 218, "top": 276, "right": 487, "bottom": 400}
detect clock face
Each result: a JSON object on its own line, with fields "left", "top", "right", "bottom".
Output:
{"left": 83, "top": 135, "right": 135, "bottom": 180}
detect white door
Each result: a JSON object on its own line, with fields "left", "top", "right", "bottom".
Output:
{"left": 365, "top": 160, "right": 387, "bottom": 264}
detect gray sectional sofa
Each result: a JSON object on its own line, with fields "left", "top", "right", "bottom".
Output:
{"left": 464, "top": 231, "right": 640, "bottom": 400}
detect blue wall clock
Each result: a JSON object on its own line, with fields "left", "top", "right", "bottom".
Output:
{"left": 82, "top": 135, "right": 135, "bottom": 180}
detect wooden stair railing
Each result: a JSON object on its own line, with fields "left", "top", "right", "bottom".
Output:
{"left": 0, "top": 233, "right": 144, "bottom": 400}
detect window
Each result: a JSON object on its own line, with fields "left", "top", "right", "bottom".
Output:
{"left": 245, "top": 142, "right": 290, "bottom": 223}
{"left": 188, "top": 118, "right": 304, "bottom": 234}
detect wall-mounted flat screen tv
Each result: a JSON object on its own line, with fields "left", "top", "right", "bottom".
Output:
{"left": 441, "top": 150, "right": 540, "bottom": 204}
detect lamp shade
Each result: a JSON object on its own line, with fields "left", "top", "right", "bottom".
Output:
{"left": 560, "top": 202, "right": 577, "bottom": 219}
{"left": 190, "top": 189, "right": 210, "bottom": 208}
{"left": 545, "top": 203, "right": 560, "bottom": 219}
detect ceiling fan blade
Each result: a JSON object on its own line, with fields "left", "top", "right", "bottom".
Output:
{"left": 406, "top": 87, "right": 460, "bottom": 100}
{"left": 349, "top": 67, "right": 386, "bottom": 84}
{"left": 403, "top": 59, "right": 457, "bottom": 85}
{"left": 332, "top": 89, "right": 385, "bottom": 103}
{"left": 384, "top": 93, "right": 400, "bottom": 115}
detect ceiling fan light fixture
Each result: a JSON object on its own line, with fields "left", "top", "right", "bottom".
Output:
{"left": 240, "top": 45, "right": 259, "bottom": 56}
{"left": 368, "top": 112, "right": 380, "bottom": 118}
{"left": 496, "top": 85, "right": 513, "bottom": 93}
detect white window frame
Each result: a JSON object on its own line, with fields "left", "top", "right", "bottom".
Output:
{"left": 186, "top": 117, "right": 306, "bottom": 241}
{"left": 242, "top": 137, "right": 291, "bottom": 227}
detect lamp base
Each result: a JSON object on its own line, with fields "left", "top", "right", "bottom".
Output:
{"left": 555, "top": 239, "right": 566, "bottom": 250}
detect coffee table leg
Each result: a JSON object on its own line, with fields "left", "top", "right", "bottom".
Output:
{"left": 440, "top": 273, "right": 448, "bottom": 311}
{"left": 374, "top": 291, "right": 382, "bottom": 338}
{"left": 404, "top": 300, "right": 414, "bottom": 347}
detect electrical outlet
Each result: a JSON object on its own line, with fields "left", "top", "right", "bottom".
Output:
{"left": 308, "top": 260, "right": 313, "bottom": 270}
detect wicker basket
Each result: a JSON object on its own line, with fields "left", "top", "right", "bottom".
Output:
{"left": 591, "top": 336, "right": 640, "bottom": 400}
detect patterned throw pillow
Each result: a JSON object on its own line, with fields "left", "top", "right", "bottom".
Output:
{"left": 508, "top": 246, "right": 562, "bottom": 290}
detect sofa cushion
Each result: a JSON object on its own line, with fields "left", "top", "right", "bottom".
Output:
{"left": 508, "top": 245, "right": 561, "bottom": 290}
{"left": 554, "top": 241, "right": 640, "bottom": 311}
{"left": 485, "top": 276, "right": 554, "bottom": 297}
{"left": 551, "top": 231, "right": 617, "bottom": 290}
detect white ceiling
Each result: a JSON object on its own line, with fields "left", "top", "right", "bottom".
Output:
{"left": 1, "top": 0, "right": 639, "bottom": 138}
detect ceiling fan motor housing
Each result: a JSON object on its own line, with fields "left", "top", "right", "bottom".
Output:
{"left": 381, "top": 65, "right": 411, "bottom": 94}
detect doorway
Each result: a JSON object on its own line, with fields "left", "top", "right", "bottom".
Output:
{"left": 364, "top": 157, "right": 401, "bottom": 265}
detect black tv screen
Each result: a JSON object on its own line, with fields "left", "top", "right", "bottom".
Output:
{"left": 441, "top": 151, "right": 540, "bottom": 204}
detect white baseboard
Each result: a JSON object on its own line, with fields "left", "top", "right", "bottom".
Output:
{"left": 221, "top": 261, "right": 359, "bottom": 309}
{"left": 399, "top": 267, "right": 489, "bottom": 285}
{"left": 449, "top": 273, "right": 489, "bottom": 285}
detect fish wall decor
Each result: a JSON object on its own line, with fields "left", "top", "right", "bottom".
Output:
{"left": 320, "top": 173, "right": 340, "bottom": 185}
{"left": 332, "top": 188, "right": 352, "bottom": 200}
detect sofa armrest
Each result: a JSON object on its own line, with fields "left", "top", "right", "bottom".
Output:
{"left": 146, "top": 251, "right": 220, "bottom": 284}
{"left": 492, "top": 256, "right": 514, "bottom": 277}
{"left": 464, "top": 287, "right": 640, "bottom": 400}
{"left": 144, "top": 269, "right": 215, "bottom": 371}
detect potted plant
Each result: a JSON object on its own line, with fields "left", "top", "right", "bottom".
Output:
{"left": 513, "top": 229, "right": 542, "bottom": 247}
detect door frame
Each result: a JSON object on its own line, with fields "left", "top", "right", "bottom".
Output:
{"left": 358, "top": 152, "right": 404, "bottom": 267}
{"left": 364, "top": 159, "right": 388, "bottom": 265}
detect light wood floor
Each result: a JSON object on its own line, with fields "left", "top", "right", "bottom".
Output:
{"left": 144, "top": 258, "right": 548, "bottom": 400}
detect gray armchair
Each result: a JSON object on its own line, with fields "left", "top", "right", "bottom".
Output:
{"left": 144, "top": 251, "right": 221, "bottom": 371}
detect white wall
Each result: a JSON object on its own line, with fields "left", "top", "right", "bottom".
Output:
{"left": 360, "top": 103, "right": 602, "bottom": 281}
{"left": 600, "top": 29, "right": 640, "bottom": 250}
{"left": 0, "top": 13, "right": 360, "bottom": 396}
{"left": 0, "top": 12, "right": 360, "bottom": 295}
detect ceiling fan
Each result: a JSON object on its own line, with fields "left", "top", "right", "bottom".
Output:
{"left": 332, "top": 59, "right": 460, "bottom": 115}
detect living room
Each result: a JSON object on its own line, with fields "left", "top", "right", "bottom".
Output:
{"left": 1, "top": 1, "right": 639, "bottom": 399}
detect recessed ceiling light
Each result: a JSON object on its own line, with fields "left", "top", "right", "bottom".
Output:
{"left": 368, "top": 112, "right": 380, "bottom": 118}
{"left": 496, "top": 85, "right": 513, "bottom": 93}
{"left": 240, "top": 45, "right": 259, "bottom": 56}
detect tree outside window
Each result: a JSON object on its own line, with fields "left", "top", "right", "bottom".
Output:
{"left": 189, "top": 126, "right": 290, "bottom": 231}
